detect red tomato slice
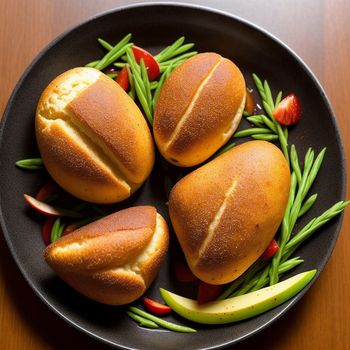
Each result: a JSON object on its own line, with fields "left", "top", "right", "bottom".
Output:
{"left": 197, "top": 282, "right": 224, "bottom": 304}
{"left": 35, "top": 182, "right": 58, "bottom": 202}
{"left": 132, "top": 46, "right": 160, "bottom": 81}
{"left": 273, "top": 93, "right": 301, "bottom": 126}
{"left": 115, "top": 66, "right": 130, "bottom": 91}
{"left": 142, "top": 297, "right": 172, "bottom": 315}
{"left": 172, "top": 259, "right": 198, "bottom": 282}
{"left": 261, "top": 239, "right": 280, "bottom": 261}
{"left": 42, "top": 217, "right": 55, "bottom": 245}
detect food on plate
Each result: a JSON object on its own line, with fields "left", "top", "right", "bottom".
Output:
{"left": 169, "top": 140, "right": 290, "bottom": 284}
{"left": 273, "top": 93, "right": 302, "bottom": 126}
{"left": 44, "top": 206, "right": 169, "bottom": 305}
{"left": 153, "top": 52, "right": 246, "bottom": 167}
{"left": 35, "top": 67, "right": 155, "bottom": 204}
{"left": 160, "top": 269, "right": 316, "bottom": 324}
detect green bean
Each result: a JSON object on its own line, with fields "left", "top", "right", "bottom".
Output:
{"left": 263, "top": 80, "right": 275, "bottom": 110}
{"left": 94, "top": 33, "right": 132, "bottom": 70}
{"left": 16, "top": 158, "right": 43, "bottom": 170}
{"left": 261, "top": 115, "right": 277, "bottom": 133}
{"left": 155, "top": 36, "right": 185, "bottom": 62}
{"left": 153, "top": 63, "right": 173, "bottom": 108}
{"left": 126, "top": 311, "right": 159, "bottom": 329}
{"left": 126, "top": 64, "right": 135, "bottom": 100}
{"left": 50, "top": 218, "right": 65, "bottom": 243}
{"left": 85, "top": 60, "right": 100, "bottom": 68}
{"left": 275, "top": 90, "right": 283, "bottom": 107}
{"left": 243, "top": 110, "right": 250, "bottom": 117}
{"left": 150, "top": 81, "right": 158, "bottom": 90}
{"left": 159, "top": 51, "right": 197, "bottom": 68}
{"left": 285, "top": 201, "right": 350, "bottom": 253}
{"left": 246, "top": 114, "right": 264, "bottom": 127}
{"left": 251, "top": 134, "right": 279, "bottom": 141}
{"left": 106, "top": 73, "right": 117, "bottom": 79}
{"left": 215, "top": 141, "right": 236, "bottom": 157}
{"left": 129, "top": 307, "right": 196, "bottom": 333}
{"left": 290, "top": 145, "right": 302, "bottom": 184}
{"left": 140, "top": 59, "right": 153, "bottom": 114}
{"left": 298, "top": 194, "right": 318, "bottom": 218}
{"left": 234, "top": 128, "right": 272, "bottom": 138}
{"left": 113, "top": 62, "right": 126, "bottom": 68}
{"left": 97, "top": 38, "right": 113, "bottom": 51}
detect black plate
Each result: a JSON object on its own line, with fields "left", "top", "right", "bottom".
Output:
{"left": 0, "top": 3, "right": 346, "bottom": 350}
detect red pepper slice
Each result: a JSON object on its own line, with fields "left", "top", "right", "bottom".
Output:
{"left": 172, "top": 260, "right": 198, "bottom": 283}
{"left": 197, "top": 281, "right": 224, "bottom": 305}
{"left": 132, "top": 46, "right": 160, "bottom": 81}
{"left": 35, "top": 182, "right": 58, "bottom": 202}
{"left": 42, "top": 217, "right": 55, "bottom": 245}
{"left": 142, "top": 297, "right": 172, "bottom": 315}
{"left": 261, "top": 239, "right": 280, "bottom": 261}
{"left": 115, "top": 66, "right": 130, "bottom": 91}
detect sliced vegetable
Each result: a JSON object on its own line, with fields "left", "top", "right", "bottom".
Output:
{"left": 244, "top": 89, "right": 255, "bottom": 115}
{"left": 129, "top": 306, "right": 196, "bottom": 333}
{"left": 126, "top": 311, "right": 159, "bottom": 329}
{"left": 115, "top": 65, "right": 130, "bottom": 90}
{"left": 142, "top": 297, "right": 172, "bottom": 315}
{"left": 132, "top": 46, "right": 160, "bottom": 81}
{"left": 24, "top": 194, "right": 63, "bottom": 216}
{"left": 160, "top": 270, "right": 317, "bottom": 324}
{"left": 261, "top": 239, "right": 279, "bottom": 261}
{"left": 42, "top": 217, "right": 55, "bottom": 245}
{"left": 197, "top": 282, "right": 224, "bottom": 304}
{"left": 24, "top": 194, "right": 82, "bottom": 218}
{"left": 273, "top": 93, "right": 301, "bottom": 126}
{"left": 35, "top": 182, "right": 58, "bottom": 202}
{"left": 172, "top": 260, "right": 198, "bottom": 283}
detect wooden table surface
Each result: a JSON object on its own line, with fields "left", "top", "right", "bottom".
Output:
{"left": 1, "top": 0, "right": 349, "bottom": 349}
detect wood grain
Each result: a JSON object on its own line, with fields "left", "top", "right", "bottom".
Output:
{"left": 0, "top": 0, "right": 349, "bottom": 349}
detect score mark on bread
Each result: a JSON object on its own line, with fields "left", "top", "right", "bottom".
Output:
{"left": 44, "top": 206, "right": 169, "bottom": 305}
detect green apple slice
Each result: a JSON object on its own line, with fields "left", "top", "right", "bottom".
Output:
{"left": 160, "top": 269, "right": 316, "bottom": 324}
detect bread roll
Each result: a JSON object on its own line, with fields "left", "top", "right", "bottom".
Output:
{"left": 44, "top": 206, "right": 169, "bottom": 305}
{"left": 153, "top": 52, "right": 246, "bottom": 167}
{"left": 36, "top": 67, "right": 155, "bottom": 204}
{"left": 169, "top": 141, "right": 290, "bottom": 284}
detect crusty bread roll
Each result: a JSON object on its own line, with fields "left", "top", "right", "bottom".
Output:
{"left": 44, "top": 206, "right": 169, "bottom": 305}
{"left": 169, "top": 141, "right": 290, "bottom": 284}
{"left": 153, "top": 52, "right": 246, "bottom": 167}
{"left": 36, "top": 67, "right": 155, "bottom": 204}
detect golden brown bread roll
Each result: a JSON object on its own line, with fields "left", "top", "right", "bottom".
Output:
{"left": 44, "top": 206, "right": 169, "bottom": 305}
{"left": 153, "top": 52, "right": 246, "bottom": 167}
{"left": 36, "top": 67, "right": 155, "bottom": 204}
{"left": 169, "top": 141, "right": 290, "bottom": 284}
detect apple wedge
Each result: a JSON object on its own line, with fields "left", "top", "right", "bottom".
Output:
{"left": 24, "top": 194, "right": 82, "bottom": 218}
{"left": 160, "top": 269, "right": 316, "bottom": 324}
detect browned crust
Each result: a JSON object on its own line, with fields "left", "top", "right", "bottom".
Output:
{"left": 68, "top": 74, "right": 155, "bottom": 184}
{"left": 44, "top": 207, "right": 169, "bottom": 305}
{"left": 169, "top": 141, "right": 290, "bottom": 284}
{"left": 153, "top": 53, "right": 246, "bottom": 166}
{"left": 154, "top": 53, "right": 221, "bottom": 143}
{"left": 36, "top": 116, "right": 131, "bottom": 203}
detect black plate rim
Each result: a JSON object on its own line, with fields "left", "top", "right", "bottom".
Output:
{"left": 0, "top": 2, "right": 347, "bottom": 349}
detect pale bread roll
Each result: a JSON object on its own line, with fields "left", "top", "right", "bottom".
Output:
{"left": 36, "top": 67, "right": 155, "bottom": 204}
{"left": 44, "top": 206, "right": 169, "bottom": 305}
{"left": 153, "top": 52, "right": 246, "bottom": 167}
{"left": 169, "top": 141, "right": 290, "bottom": 284}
